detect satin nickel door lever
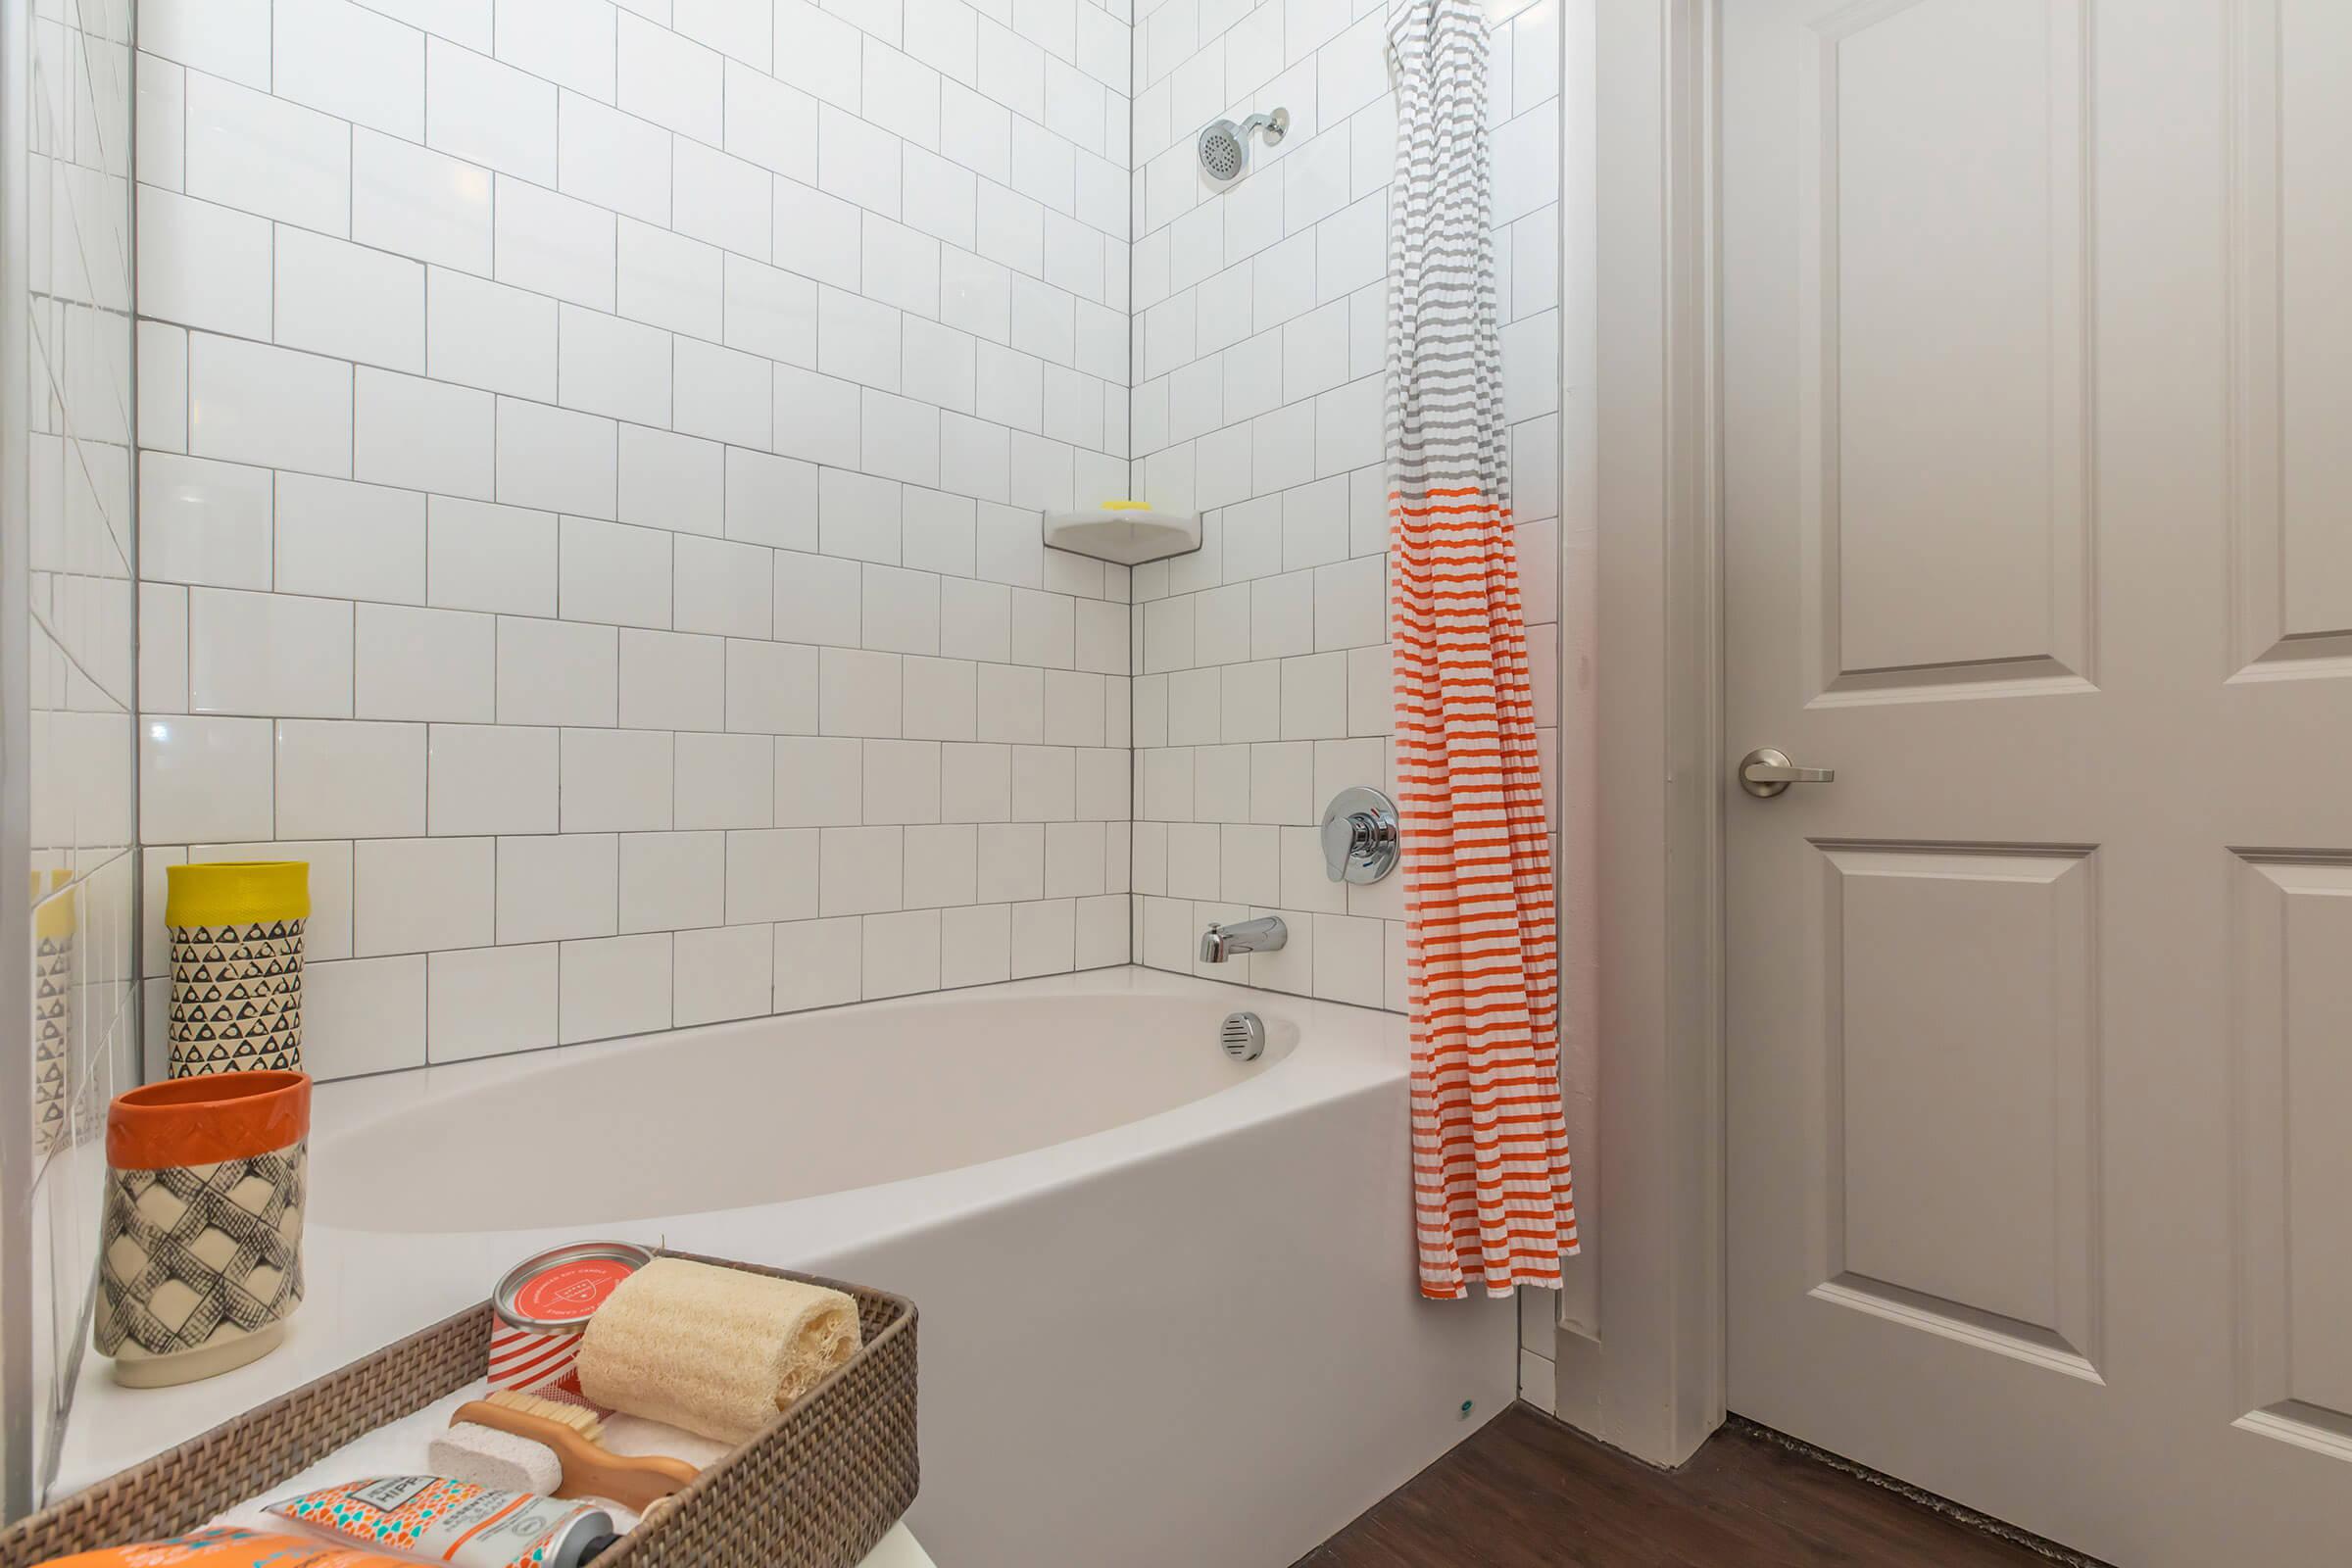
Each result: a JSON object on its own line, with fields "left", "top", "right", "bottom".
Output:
{"left": 1739, "top": 747, "right": 1835, "bottom": 799}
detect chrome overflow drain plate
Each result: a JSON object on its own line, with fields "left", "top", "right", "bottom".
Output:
{"left": 1220, "top": 1011, "right": 1266, "bottom": 1061}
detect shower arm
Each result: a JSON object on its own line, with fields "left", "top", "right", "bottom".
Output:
{"left": 1240, "top": 108, "right": 1290, "bottom": 146}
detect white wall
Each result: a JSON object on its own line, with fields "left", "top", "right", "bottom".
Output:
{"left": 130, "top": 0, "right": 1139, "bottom": 1081}
{"left": 1122, "top": 0, "right": 1563, "bottom": 1018}
{"left": 13, "top": 0, "right": 138, "bottom": 1503}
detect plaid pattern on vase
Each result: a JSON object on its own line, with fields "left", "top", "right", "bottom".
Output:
{"left": 95, "top": 1140, "right": 307, "bottom": 1360}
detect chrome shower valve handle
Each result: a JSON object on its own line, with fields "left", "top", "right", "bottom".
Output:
{"left": 1320, "top": 787, "right": 1400, "bottom": 884}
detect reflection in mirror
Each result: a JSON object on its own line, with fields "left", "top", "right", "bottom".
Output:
{"left": 11, "top": 0, "right": 139, "bottom": 1520}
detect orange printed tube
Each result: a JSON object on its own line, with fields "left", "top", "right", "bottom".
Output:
{"left": 36, "top": 1526, "right": 413, "bottom": 1566}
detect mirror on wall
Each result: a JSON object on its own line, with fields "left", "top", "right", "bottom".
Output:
{"left": 8, "top": 0, "right": 141, "bottom": 1519}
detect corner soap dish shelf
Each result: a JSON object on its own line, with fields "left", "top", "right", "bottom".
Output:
{"left": 1042, "top": 505, "right": 1201, "bottom": 567}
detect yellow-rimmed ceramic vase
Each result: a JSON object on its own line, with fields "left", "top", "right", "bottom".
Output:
{"left": 166, "top": 861, "right": 309, "bottom": 1079}
{"left": 32, "top": 867, "right": 73, "bottom": 1152}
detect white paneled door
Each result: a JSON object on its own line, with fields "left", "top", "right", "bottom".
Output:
{"left": 1723, "top": 0, "right": 2352, "bottom": 1560}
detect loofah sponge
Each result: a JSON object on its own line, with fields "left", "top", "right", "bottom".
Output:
{"left": 427, "top": 1421, "right": 564, "bottom": 1495}
{"left": 575, "top": 1259, "right": 862, "bottom": 1445}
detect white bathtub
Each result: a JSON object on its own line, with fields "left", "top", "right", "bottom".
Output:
{"left": 61, "top": 968, "right": 1515, "bottom": 1565}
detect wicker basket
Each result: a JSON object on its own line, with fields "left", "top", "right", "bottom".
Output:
{"left": 0, "top": 1252, "right": 917, "bottom": 1568}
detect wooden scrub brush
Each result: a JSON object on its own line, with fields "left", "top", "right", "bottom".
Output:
{"left": 450, "top": 1390, "right": 701, "bottom": 1511}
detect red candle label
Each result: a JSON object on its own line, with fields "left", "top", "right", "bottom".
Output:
{"left": 511, "top": 1257, "right": 634, "bottom": 1322}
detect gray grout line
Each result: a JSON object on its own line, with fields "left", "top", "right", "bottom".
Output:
{"left": 150, "top": 303, "right": 1132, "bottom": 477}
{"left": 157, "top": 10, "right": 1136, "bottom": 242}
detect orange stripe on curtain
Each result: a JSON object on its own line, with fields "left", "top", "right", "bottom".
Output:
{"left": 1386, "top": 0, "right": 1576, "bottom": 1300}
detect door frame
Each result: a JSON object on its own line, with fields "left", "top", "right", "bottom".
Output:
{"left": 1550, "top": 0, "right": 1728, "bottom": 1468}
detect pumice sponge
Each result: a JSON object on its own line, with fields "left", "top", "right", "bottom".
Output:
{"left": 427, "top": 1420, "right": 564, "bottom": 1495}
{"left": 575, "top": 1258, "right": 862, "bottom": 1445}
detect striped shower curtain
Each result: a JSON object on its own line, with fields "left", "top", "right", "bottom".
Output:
{"left": 1385, "top": 0, "right": 1577, "bottom": 1298}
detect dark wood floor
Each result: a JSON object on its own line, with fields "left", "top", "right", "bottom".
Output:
{"left": 1294, "top": 1405, "right": 2076, "bottom": 1568}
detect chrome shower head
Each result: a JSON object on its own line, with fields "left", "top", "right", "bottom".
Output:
{"left": 1199, "top": 120, "right": 1248, "bottom": 184}
{"left": 1198, "top": 108, "right": 1290, "bottom": 187}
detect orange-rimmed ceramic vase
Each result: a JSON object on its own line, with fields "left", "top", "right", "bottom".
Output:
{"left": 95, "top": 1069, "right": 310, "bottom": 1387}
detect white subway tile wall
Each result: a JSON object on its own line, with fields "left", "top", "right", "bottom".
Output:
{"left": 137, "top": 0, "right": 1138, "bottom": 1080}
{"left": 134, "top": 0, "right": 1564, "bottom": 1087}
{"left": 24, "top": 0, "right": 138, "bottom": 1494}
{"left": 1125, "top": 0, "right": 1561, "bottom": 1012}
